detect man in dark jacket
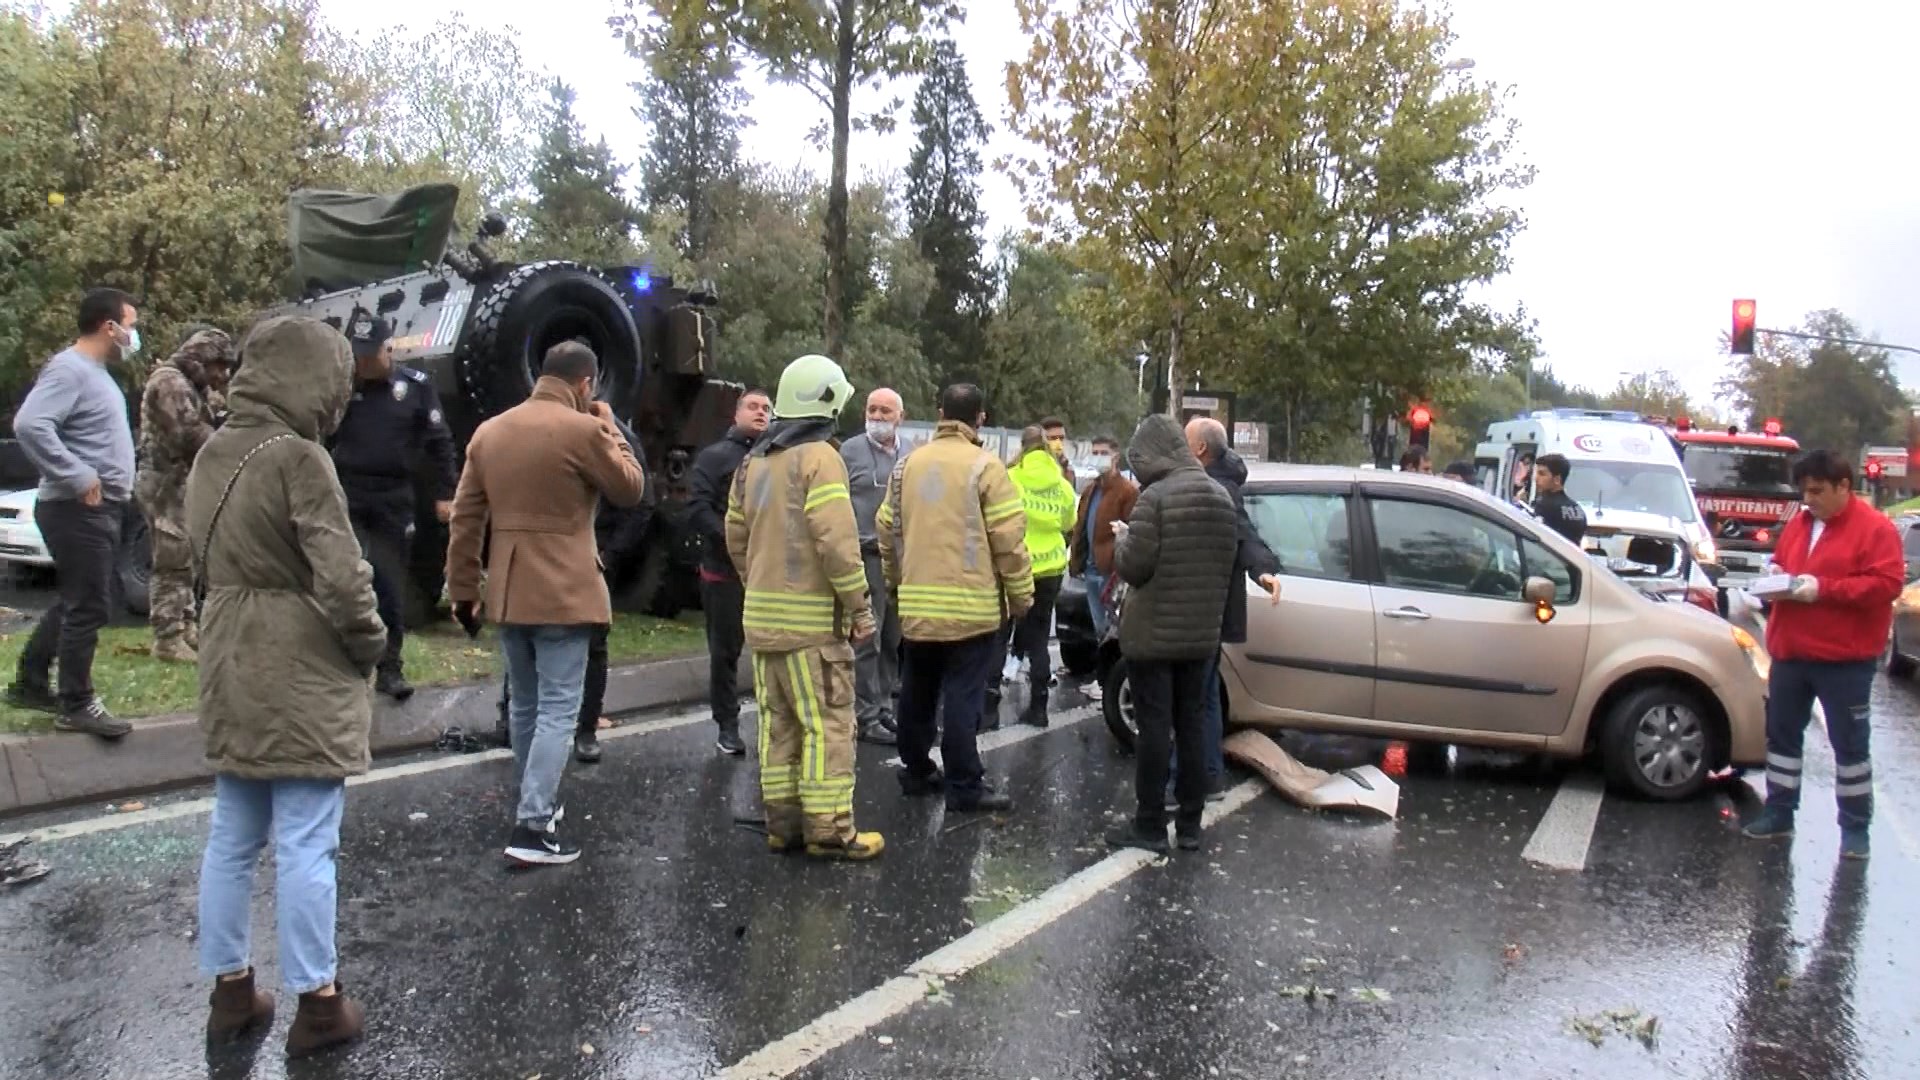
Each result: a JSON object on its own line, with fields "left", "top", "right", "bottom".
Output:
{"left": 685, "top": 387, "right": 771, "bottom": 755}
{"left": 1107, "top": 414, "right": 1238, "bottom": 855}
{"left": 1185, "top": 418, "right": 1280, "bottom": 796}
{"left": 1531, "top": 453, "right": 1587, "bottom": 545}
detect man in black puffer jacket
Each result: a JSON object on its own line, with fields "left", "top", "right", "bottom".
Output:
{"left": 1186, "top": 418, "right": 1281, "bottom": 797}
{"left": 1107, "top": 414, "right": 1238, "bottom": 856}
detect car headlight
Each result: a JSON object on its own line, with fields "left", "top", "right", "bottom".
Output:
{"left": 1732, "top": 626, "right": 1769, "bottom": 682}
{"left": 1694, "top": 538, "right": 1719, "bottom": 564}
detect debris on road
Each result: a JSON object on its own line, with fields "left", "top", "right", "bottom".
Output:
{"left": 1, "top": 839, "right": 51, "bottom": 887}
{"left": 1567, "top": 1008, "right": 1659, "bottom": 1049}
{"left": 1224, "top": 731, "right": 1399, "bottom": 818}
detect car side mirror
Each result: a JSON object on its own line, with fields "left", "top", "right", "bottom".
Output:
{"left": 1524, "top": 576, "right": 1557, "bottom": 623}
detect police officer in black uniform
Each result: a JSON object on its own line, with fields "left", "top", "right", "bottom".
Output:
{"left": 330, "top": 309, "right": 457, "bottom": 701}
{"left": 1531, "top": 452, "right": 1588, "bottom": 545}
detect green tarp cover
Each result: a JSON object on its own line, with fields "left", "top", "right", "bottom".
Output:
{"left": 286, "top": 184, "right": 460, "bottom": 297}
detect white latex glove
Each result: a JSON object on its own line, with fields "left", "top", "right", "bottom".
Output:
{"left": 1788, "top": 574, "right": 1820, "bottom": 603}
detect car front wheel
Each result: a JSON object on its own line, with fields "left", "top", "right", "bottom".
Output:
{"left": 1101, "top": 657, "right": 1136, "bottom": 753}
{"left": 1600, "top": 684, "right": 1715, "bottom": 801}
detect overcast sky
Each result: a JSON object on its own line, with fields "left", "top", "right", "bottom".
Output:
{"left": 316, "top": 0, "right": 1920, "bottom": 405}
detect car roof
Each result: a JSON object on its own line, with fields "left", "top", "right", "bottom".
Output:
{"left": 1244, "top": 461, "right": 1492, "bottom": 495}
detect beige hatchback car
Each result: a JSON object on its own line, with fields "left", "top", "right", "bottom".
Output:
{"left": 1099, "top": 464, "right": 1769, "bottom": 800}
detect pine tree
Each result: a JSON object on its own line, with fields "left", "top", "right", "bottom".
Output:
{"left": 525, "top": 79, "right": 641, "bottom": 265}
{"left": 903, "top": 39, "right": 992, "bottom": 389}
{"left": 631, "top": 20, "right": 748, "bottom": 263}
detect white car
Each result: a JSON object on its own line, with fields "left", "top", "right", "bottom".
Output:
{"left": 0, "top": 488, "right": 52, "bottom": 568}
{"left": 0, "top": 487, "right": 151, "bottom": 614}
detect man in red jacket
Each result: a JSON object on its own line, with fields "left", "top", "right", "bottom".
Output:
{"left": 1743, "top": 449, "right": 1902, "bottom": 860}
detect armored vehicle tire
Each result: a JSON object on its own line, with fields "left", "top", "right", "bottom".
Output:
{"left": 461, "top": 262, "right": 642, "bottom": 419}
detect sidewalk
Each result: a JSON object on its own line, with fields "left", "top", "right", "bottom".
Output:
{"left": 0, "top": 651, "right": 736, "bottom": 817}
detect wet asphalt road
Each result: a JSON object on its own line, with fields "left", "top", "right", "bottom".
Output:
{"left": 3, "top": 671, "right": 1920, "bottom": 1080}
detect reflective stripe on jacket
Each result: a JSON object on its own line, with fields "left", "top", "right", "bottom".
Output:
{"left": 1009, "top": 447, "right": 1077, "bottom": 579}
{"left": 725, "top": 438, "right": 871, "bottom": 651}
{"left": 878, "top": 421, "right": 1034, "bottom": 642}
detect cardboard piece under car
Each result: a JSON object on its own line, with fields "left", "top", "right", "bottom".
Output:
{"left": 1223, "top": 730, "right": 1399, "bottom": 819}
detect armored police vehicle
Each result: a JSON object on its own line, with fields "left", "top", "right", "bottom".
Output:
{"left": 256, "top": 183, "right": 741, "bottom": 621}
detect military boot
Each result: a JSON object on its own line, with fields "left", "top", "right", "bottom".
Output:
{"left": 375, "top": 667, "right": 414, "bottom": 702}
{"left": 152, "top": 635, "right": 198, "bottom": 664}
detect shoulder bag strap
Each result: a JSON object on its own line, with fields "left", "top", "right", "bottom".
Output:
{"left": 194, "top": 433, "right": 296, "bottom": 619}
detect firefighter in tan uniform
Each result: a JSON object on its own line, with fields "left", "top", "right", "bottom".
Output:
{"left": 726, "top": 354, "right": 884, "bottom": 860}
{"left": 879, "top": 383, "right": 1034, "bottom": 814}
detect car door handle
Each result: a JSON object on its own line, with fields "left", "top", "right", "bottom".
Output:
{"left": 1383, "top": 606, "right": 1431, "bottom": 621}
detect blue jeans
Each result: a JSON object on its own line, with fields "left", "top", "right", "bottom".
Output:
{"left": 198, "top": 776, "right": 346, "bottom": 993}
{"left": 501, "top": 624, "right": 592, "bottom": 828}
{"left": 1084, "top": 571, "right": 1110, "bottom": 641}
{"left": 1170, "top": 649, "right": 1224, "bottom": 792}
{"left": 1765, "top": 658, "right": 1874, "bottom": 830}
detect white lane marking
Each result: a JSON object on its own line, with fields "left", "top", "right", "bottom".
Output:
{"left": 1, "top": 705, "right": 726, "bottom": 846}
{"left": 1520, "top": 773, "right": 1606, "bottom": 871}
{"left": 879, "top": 702, "right": 1102, "bottom": 769}
{"left": 717, "top": 779, "right": 1266, "bottom": 1080}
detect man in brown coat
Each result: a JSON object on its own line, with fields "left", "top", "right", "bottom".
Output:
{"left": 1068, "top": 434, "right": 1138, "bottom": 645}
{"left": 445, "top": 342, "right": 645, "bottom": 866}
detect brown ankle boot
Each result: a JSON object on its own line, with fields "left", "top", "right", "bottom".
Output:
{"left": 206, "top": 968, "right": 274, "bottom": 1042}
{"left": 284, "top": 983, "right": 364, "bottom": 1058}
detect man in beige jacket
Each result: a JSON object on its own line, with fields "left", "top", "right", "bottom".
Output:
{"left": 445, "top": 342, "right": 645, "bottom": 866}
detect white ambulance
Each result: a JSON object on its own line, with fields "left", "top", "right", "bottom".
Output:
{"left": 1474, "top": 409, "right": 1716, "bottom": 566}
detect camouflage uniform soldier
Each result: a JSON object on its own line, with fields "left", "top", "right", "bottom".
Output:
{"left": 135, "top": 328, "right": 234, "bottom": 662}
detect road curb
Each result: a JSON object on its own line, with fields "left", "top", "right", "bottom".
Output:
{"left": 0, "top": 650, "right": 731, "bottom": 819}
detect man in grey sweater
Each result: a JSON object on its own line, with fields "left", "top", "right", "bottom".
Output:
{"left": 842, "top": 387, "right": 910, "bottom": 746}
{"left": 7, "top": 288, "right": 141, "bottom": 737}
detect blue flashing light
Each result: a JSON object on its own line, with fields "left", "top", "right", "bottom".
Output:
{"left": 629, "top": 269, "right": 651, "bottom": 294}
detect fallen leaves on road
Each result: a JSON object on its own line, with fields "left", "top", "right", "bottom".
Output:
{"left": 1348, "top": 988, "right": 1393, "bottom": 1004}
{"left": 1503, "top": 942, "right": 1525, "bottom": 964}
{"left": 924, "top": 979, "right": 954, "bottom": 1007}
{"left": 1567, "top": 1008, "right": 1659, "bottom": 1049}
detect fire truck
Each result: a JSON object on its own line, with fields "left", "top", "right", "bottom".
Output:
{"left": 1666, "top": 417, "right": 1800, "bottom": 585}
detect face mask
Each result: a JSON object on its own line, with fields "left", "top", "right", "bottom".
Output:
{"left": 866, "top": 419, "right": 897, "bottom": 442}
{"left": 1088, "top": 454, "right": 1112, "bottom": 473}
{"left": 114, "top": 325, "right": 140, "bottom": 359}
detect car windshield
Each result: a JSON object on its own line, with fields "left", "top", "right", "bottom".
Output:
{"left": 1562, "top": 461, "right": 1698, "bottom": 523}
{"left": 1681, "top": 444, "right": 1795, "bottom": 496}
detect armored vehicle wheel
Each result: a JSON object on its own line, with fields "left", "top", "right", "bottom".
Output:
{"left": 460, "top": 262, "right": 643, "bottom": 419}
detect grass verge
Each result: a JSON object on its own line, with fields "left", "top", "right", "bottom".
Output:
{"left": 0, "top": 611, "right": 706, "bottom": 736}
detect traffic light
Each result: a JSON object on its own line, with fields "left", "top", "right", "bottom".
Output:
{"left": 1731, "top": 299, "right": 1757, "bottom": 355}
{"left": 1408, "top": 404, "right": 1432, "bottom": 449}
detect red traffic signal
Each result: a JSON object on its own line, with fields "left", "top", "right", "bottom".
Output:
{"left": 1866, "top": 460, "right": 1884, "bottom": 481}
{"left": 1731, "top": 299, "right": 1757, "bottom": 355}
{"left": 1407, "top": 404, "right": 1432, "bottom": 449}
